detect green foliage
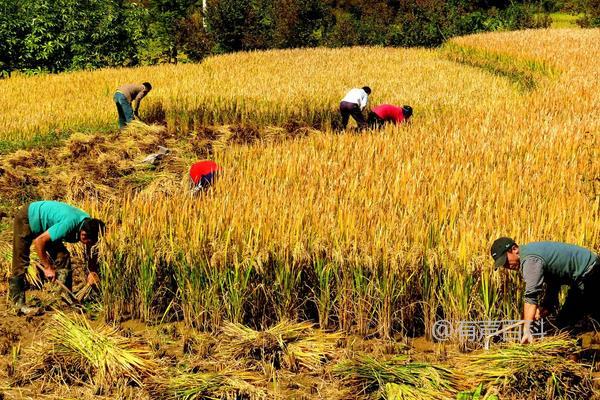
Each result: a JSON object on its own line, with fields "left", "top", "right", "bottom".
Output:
{"left": 0, "top": 0, "right": 147, "bottom": 75}
{"left": 0, "top": 0, "right": 28, "bottom": 77}
{"left": 205, "top": 0, "right": 274, "bottom": 52}
{"left": 576, "top": 0, "right": 600, "bottom": 26}
{"left": 442, "top": 42, "right": 558, "bottom": 91}
{"left": 1, "top": 0, "right": 552, "bottom": 74}
{"left": 176, "top": 11, "right": 214, "bottom": 62}
{"left": 334, "top": 354, "right": 457, "bottom": 400}
{"left": 141, "top": 0, "right": 200, "bottom": 64}
{"left": 457, "top": 383, "right": 500, "bottom": 400}
{"left": 548, "top": 12, "right": 583, "bottom": 28}
{"left": 272, "top": 0, "right": 332, "bottom": 48}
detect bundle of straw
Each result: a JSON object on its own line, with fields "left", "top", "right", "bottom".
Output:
{"left": 151, "top": 368, "right": 269, "bottom": 400}
{"left": 333, "top": 354, "right": 458, "bottom": 400}
{"left": 75, "top": 283, "right": 93, "bottom": 302}
{"left": 457, "top": 334, "right": 593, "bottom": 399}
{"left": 217, "top": 320, "right": 341, "bottom": 371}
{"left": 39, "top": 311, "right": 156, "bottom": 386}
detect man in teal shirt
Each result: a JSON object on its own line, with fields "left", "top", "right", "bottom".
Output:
{"left": 491, "top": 237, "right": 599, "bottom": 343}
{"left": 9, "top": 201, "right": 106, "bottom": 315}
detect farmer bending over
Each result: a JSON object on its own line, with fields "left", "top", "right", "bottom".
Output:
{"left": 368, "top": 104, "right": 413, "bottom": 129}
{"left": 339, "top": 86, "right": 371, "bottom": 130}
{"left": 9, "top": 201, "right": 106, "bottom": 315}
{"left": 114, "top": 82, "right": 152, "bottom": 129}
{"left": 490, "top": 237, "right": 599, "bottom": 343}
{"left": 190, "top": 160, "right": 222, "bottom": 194}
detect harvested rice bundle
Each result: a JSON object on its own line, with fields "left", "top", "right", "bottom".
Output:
{"left": 151, "top": 368, "right": 269, "bottom": 400}
{"left": 217, "top": 320, "right": 341, "bottom": 371}
{"left": 285, "top": 331, "right": 343, "bottom": 371}
{"left": 333, "top": 354, "right": 458, "bottom": 400}
{"left": 457, "top": 334, "right": 593, "bottom": 400}
{"left": 16, "top": 311, "right": 156, "bottom": 388}
{"left": 123, "top": 120, "right": 167, "bottom": 137}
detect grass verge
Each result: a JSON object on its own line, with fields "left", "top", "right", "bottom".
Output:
{"left": 441, "top": 42, "right": 558, "bottom": 91}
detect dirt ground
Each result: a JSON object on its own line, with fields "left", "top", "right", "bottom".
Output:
{"left": 1, "top": 277, "right": 599, "bottom": 400}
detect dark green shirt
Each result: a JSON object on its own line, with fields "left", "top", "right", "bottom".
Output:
{"left": 520, "top": 242, "right": 599, "bottom": 305}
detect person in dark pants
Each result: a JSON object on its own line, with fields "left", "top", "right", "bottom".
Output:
{"left": 114, "top": 82, "right": 152, "bottom": 129}
{"left": 9, "top": 201, "right": 106, "bottom": 315}
{"left": 339, "top": 86, "right": 371, "bottom": 130}
{"left": 368, "top": 104, "right": 413, "bottom": 129}
{"left": 491, "top": 237, "right": 600, "bottom": 343}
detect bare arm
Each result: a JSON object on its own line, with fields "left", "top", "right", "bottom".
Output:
{"left": 85, "top": 243, "right": 98, "bottom": 272}
{"left": 521, "top": 302, "right": 537, "bottom": 344}
{"left": 84, "top": 243, "right": 100, "bottom": 286}
{"left": 32, "top": 231, "right": 56, "bottom": 279}
{"left": 134, "top": 99, "right": 141, "bottom": 116}
{"left": 524, "top": 302, "right": 537, "bottom": 322}
{"left": 134, "top": 91, "right": 148, "bottom": 117}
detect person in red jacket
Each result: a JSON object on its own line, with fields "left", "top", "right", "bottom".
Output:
{"left": 189, "top": 161, "right": 222, "bottom": 194}
{"left": 368, "top": 104, "right": 413, "bottom": 128}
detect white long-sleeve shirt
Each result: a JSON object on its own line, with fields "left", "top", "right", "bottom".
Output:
{"left": 341, "top": 88, "right": 369, "bottom": 111}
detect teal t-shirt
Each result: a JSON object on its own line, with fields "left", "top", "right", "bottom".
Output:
{"left": 520, "top": 241, "right": 598, "bottom": 282}
{"left": 28, "top": 201, "right": 89, "bottom": 243}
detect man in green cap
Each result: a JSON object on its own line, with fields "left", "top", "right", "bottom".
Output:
{"left": 490, "top": 237, "right": 599, "bottom": 343}
{"left": 9, "top": 201, "right": 106, "bottom": 315}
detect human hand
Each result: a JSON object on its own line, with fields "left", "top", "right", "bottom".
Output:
{"left": 87, "top": 271, "right": 100, "bottom": 286}
{"left": 521, "top": 329, "right": 534, "bottom": 344}
{"left": 44, "top": 267, "right": 56, "bottom": 281}
{"left": 535, "top": 307, "right": 549, "bottom": 320}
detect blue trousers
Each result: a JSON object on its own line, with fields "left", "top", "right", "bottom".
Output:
{"left": 114, "top": 92, "right": 134, "bottom": 129}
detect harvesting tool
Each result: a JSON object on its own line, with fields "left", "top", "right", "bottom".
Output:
{"left": 35, "top": 263, "right": 81, "bottom": 306}
{"left": 483, "top": 320, "right": 526, "bottom": 350}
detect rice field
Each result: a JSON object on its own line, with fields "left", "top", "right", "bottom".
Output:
{"left": 0, "top": 28, "right": 599, "bottom": 399}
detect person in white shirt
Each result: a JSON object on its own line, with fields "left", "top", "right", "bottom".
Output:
{"left": 339, "top": 86, "right": 371, "bottom": 130}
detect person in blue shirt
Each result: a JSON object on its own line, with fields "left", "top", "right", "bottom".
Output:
{"left": 491, "top": 237, "right": 599, "bottom": 343}
{"left": 9, "top": 201, "right": 106, "bottom": 315}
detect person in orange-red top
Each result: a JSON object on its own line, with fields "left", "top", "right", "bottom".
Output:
{"left": 368, "top": 104, "right": 413, "bottom": 128}
{"left": 189, "top": 161, "right": 222, "bottom": 194}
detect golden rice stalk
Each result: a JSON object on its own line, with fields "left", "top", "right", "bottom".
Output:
{"left": 333, "top": 354, "right": 458, "bottom": 400}
{"left": 25, "top": 264, "right": 44, "bottom": 289}
{"left": 284, "top": 331, "right": 344, "bottom": 371}
{"left": 456, "top": 334, "right": 593, "bottom": 400}
{"left": 75, "top": 283, "right": 93, "bottom": 302}
{"left": 39, "top": 311, "right": 157, "bottom": 387}
{"left": 123, "top": 120, "right": 167, "bottom": 136}
{"left": 217, "top": 320, "right": 341, "bottom": 371}
{"left": 151, "top": 368, "right": 269, "bottom": 400}
{"left": 218, "top": 320, "right": 314, "bottom": 358}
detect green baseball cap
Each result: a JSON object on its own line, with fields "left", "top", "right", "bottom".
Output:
{"left": 490, "top": 237, "right": 516, "bottom": 269}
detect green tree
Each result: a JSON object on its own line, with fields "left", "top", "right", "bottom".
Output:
{"left": 206, "top": 0, "right": 273, "bottom": 52}
{"left": 176, "top": 11, "right": 215, "bottom": 62}
{"left": 577, "top": 0, "right": 600, "bottom": 26}
{"left": 144, "top": 0, "right": 201, "bottom": 63}
{"left": 2, "top": 0, "right": 147, "bottom": 74}
{"left": 272, "top": 0, "right": 331, "bottom": 48}
{"left": 0, "top": 0, "right": 28, "bottom": 76}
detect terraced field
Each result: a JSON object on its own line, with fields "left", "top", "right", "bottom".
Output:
{"left": 0, "top": 28, "right": 598, "bottom": 399}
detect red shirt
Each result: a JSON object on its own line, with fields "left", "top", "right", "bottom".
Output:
{"left": 190, "top": 161, "right": 221, "bottom": 185}
{"left": 372, "top": 104, "right": 404, "bottom": 124}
